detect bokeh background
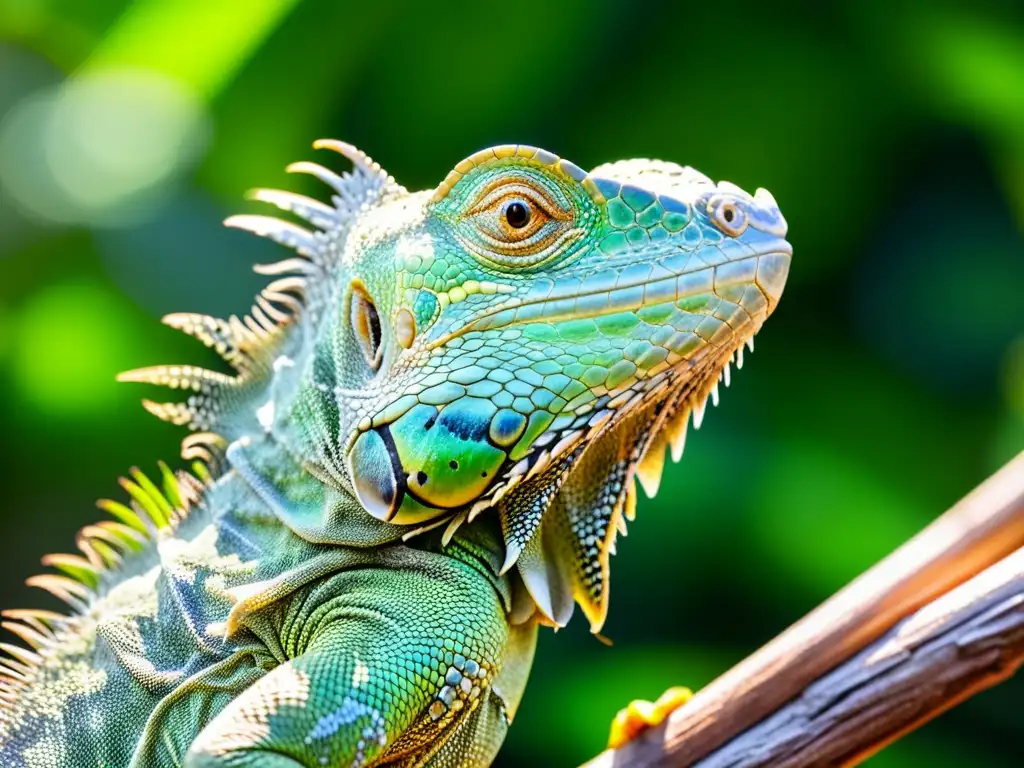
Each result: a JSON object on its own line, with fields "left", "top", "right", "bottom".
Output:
{"left": 1, "top": 0, "right": 1022, "bottom": 765}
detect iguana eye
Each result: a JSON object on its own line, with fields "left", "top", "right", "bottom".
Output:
{"left": 467, "top": 183, "right": 556, "bottom": 244}
{"left": 350, "top": 284, "right": 383, "bottom": 370}
{"left": 456, "top": 174, "right": 581, "bottom": 268}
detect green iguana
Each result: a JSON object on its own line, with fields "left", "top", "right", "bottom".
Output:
{"left": 0, "top": 141, "right": 790, "bottom": 767}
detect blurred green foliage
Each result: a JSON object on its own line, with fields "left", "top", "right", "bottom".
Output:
{"left": 0, "top": 0, "right": 1021, "bottom": 765}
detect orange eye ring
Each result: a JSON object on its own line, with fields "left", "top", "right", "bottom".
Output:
{"left": 451, "top": 170, "right": 585, "bottom": 269}
{"left": 467, "top": 183, "right": 560, "bottom": 243}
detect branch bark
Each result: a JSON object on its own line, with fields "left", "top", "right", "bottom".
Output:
{"left": 695, "top": 548, "right": 1023, "bottom": 767}
{"left": 582, "top": 451, "right": 1024, "bottom": 768}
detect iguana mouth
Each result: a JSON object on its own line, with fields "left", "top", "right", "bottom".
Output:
{"left": 483, "top": 314, "right": 762, "bottom": 504}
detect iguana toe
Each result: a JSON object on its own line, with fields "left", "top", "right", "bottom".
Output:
{"left": 607, "top": 685, "right": 693, "bottom": 748}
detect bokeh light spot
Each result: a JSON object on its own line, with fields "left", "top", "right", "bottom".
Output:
{"left": 0, "top": 68, "right": 210, "bottom": 228}
{"left": 11, "top": 282, "right": 140, "bottom": 416}
{"left": 0, "top": 43, "right": 61, "bottom": 254}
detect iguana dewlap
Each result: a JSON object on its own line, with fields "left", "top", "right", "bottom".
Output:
{"left": 0, "top": 142, "right": 790, "bottom": 767}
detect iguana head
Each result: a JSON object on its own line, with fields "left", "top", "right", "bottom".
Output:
{"left": 127, "top": 142, "right": 789, "bottom": 631}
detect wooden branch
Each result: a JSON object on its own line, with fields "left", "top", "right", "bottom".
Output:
{"left": 696, "top": 548, "right": 1023, "bottom": 767}
{"left": 582, "top": 451, "right": 1024, "bottom": 768}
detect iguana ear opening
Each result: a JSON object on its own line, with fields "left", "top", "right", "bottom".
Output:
{"left": 349, "top": 283, "right": 384, "bottom": 371}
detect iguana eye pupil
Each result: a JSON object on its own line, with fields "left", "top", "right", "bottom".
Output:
{"left": 504, "top": 200, "right": 530, "bottom": 228}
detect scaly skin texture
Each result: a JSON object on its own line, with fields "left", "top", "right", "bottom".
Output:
{"left": 0, "top": 142, "right": 790, "bottom": 767}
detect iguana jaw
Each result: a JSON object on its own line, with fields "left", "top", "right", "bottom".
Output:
{"left": 347, "top": 235, "right": 790, "bottom": 534}
{"left": 502, "top": 237, "right": 790, "bottom": 631}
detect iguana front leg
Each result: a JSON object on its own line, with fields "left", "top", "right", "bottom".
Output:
{"left": 185, "top": 553, "right": 536, "bottom": 768}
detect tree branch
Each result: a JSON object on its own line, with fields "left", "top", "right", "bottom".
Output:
{"left": 695, "top": 549, "right": 1023, "bottom": 767}
{"left": 582, "top": 451, "right": 1024, "bottom": 768}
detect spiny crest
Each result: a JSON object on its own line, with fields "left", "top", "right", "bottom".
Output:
{"left": 496, "top": 336, "right": 755, "bottom": 634}
{"left": 119, "top": 139, "right": 401, "bottom": 447}
{"left": 498, "top": 449, "right": 582, "bottom": 575}
{"left": 0, "top": 464, "right": 208, "bottom": 707}
{"left": 628, "top": 337, "right": 754, "bottom": 500}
